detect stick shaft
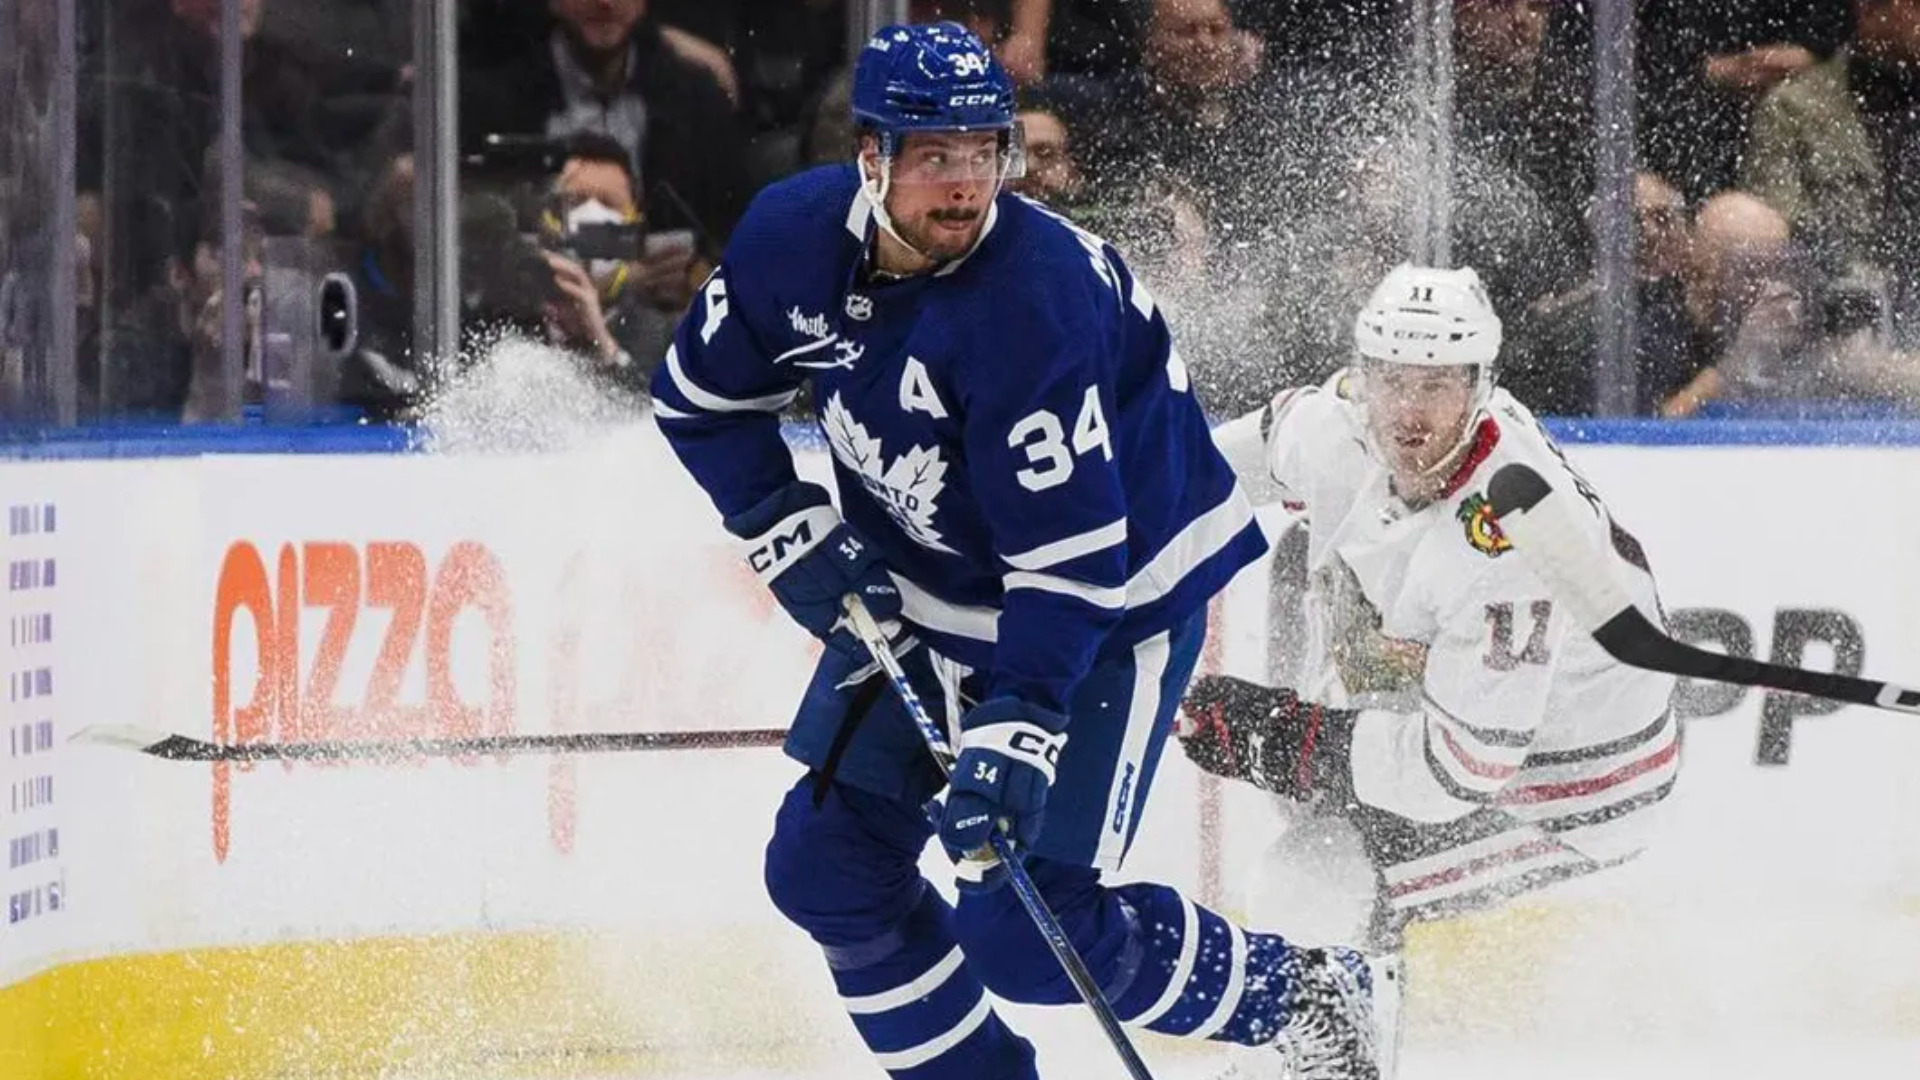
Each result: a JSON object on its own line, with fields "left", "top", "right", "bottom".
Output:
{"left": 76, "top": 726, "right": 787, "bottom": 762}
{"left": 842, "top": 599, "right": 1159, "bottom": 1080}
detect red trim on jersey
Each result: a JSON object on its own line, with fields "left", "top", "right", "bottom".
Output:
{"left": 1295, "top": 703, "right": 1325, "bottom": 793}
{"left": 1499, "top": 738, "right": 1681, "bottom": 806}
{"left": 1438, "top": 724, "right": 1521, "bottom": 782}
{"left": 1387, "top": 837, "right": 1565, "bottom": 899}
{"left": 1437, "top": 417, "right": 1503, "bottom": 500}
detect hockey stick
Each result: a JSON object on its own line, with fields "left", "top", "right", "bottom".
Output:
{"left": 69, "top": 724, "right": 788, "bottom": 762}
{"left": 841, "top": 597, "right": 1159, "bottom": 1080}
{"left": 1485, "top": 461, "right": 1920, "bottom": 715}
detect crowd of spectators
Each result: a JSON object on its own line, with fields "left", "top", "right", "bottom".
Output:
{"left": 56, "top": 0, "right": 1920, "bottom": 423}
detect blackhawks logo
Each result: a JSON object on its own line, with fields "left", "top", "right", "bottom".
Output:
{"left": 1457, "top": 492, "right": 1512, "bottom": 557}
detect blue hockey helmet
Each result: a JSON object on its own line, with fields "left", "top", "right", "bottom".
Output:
{"left": 851, "top": 22, "right": 1017, "bottom": 156}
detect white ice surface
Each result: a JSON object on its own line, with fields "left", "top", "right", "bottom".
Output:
{"left": 472, "top": 1037, "right": 1920, "bottom": 1080}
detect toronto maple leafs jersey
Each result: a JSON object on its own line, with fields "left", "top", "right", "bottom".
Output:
{"left": 1213, "top": 374, "right": 1679, "bottom": 863}
{"left": 651, "top": 165, "right": 1268, "bottom": 714}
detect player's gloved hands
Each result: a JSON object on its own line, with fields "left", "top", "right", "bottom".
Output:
{"left": 939, "top": 698, "right": 1068, "bottom": 878}
{"left": 724, "top": 482, "right": 903, "bottom": 656}
{"left": 1177, "top": 675, "right": 1355, "bottom": 803}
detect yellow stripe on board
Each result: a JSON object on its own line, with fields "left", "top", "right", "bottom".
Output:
{"left": 0, "top": 928, "right": 842, "bottom": 1080}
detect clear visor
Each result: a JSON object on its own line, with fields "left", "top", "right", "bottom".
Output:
{"left": 1355, "top": 357, "right": 1480, "bottom": 408}
{"left": 886, "top": 122, "right": 1028, "bottom": 185}
{"left": 1353, "top": 357, "right": 1488, "bottom": 478}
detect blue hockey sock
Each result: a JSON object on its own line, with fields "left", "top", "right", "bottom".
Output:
{"left": 950, "top": 860, "right": 1313, "bottom": 1049}
{"left": 825, "top": 885, "right": 1037, "bottom": 1080}
{"left": 1108, "top": 882, "right": 1305, "bottom": 1045}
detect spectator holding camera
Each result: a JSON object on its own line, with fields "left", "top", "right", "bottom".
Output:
{"left": 1658, "top": 190, "right": 1920, "bottom": 415}
{"left": 539, "top": 134, "right": 703, "bottom": 390}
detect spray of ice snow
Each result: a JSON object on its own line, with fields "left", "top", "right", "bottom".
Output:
{"left": 412, "top": 330, "right": 650, "bottom": 455}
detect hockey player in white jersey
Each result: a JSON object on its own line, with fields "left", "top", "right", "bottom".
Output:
{"left": 1181, "top": 264, "right": 1681, "bottom": 1076}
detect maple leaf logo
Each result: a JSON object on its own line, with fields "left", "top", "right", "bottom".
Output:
{"left": 821, "top": 393, "right": 957, "bottom": 554}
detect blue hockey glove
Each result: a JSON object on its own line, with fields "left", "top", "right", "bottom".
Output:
{"left": 940, "top": 698, "right": 1068, "bottom": 867}
{"left": 724, "top": 482, "right": 903, "bottom": 656}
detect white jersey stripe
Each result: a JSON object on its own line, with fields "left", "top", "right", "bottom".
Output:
{"left": 893, "top": 574, "right": 1000, "bottom": 643}
{"left": 1127, "top": 486, "right": 1257, "bottom": 606}
{"left": 1002, "top": 518, "right": 1129, "bottom": 572}
{"left": 1097, "top": 630, "right": 1170, "bottom": 870}
{"left": 662, "top": 344, "right": 799, "bottom": 414}
{"left": 1003, "top": 571, "right": 1126, "bottom": 609}
{"left": 889, "top": 490, "right": 1250, "bottom": 643}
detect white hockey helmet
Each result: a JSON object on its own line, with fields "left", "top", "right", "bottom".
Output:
{"left": 1351, "top": 264, "right": 1504, "bottom": 483}
{"left": 1352, "top": 262, "right": 1502, "bottom": 414}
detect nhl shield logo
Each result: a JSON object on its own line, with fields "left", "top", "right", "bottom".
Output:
{"left": 845, "top": 293, "right": 874, "bottom": 321}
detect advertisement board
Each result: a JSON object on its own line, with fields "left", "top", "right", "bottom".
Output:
{"left": 0, "top": 429, "right": 1915, "bottom": 1078}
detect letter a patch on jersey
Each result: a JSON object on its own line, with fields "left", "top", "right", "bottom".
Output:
{"left": 899, "top": 357, "right": 949, "bottom": 419}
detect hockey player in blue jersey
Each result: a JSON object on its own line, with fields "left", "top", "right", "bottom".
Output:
{"left": 651, "top": 21, "right": 1377, "bottom": 1080}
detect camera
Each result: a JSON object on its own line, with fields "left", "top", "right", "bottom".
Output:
{"left": 555, "top": 220, "right": 645, "bottom": 263}
{"left": 1819, "top": 280, "right": 1884, "bottom": 339}
{"left": 459, "top": 133, "right": 654, "bottom": 318}
{"left": 447, "top": 189, "right": 552, "bottom": 328}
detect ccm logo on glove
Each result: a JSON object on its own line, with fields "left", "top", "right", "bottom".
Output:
{"left": 940, "top": 700, "right": 1070, "bottom": 868}
{"left": 746, "top": 505, "right": 841, "bottom": 578}
{"left": 1008, "top": 728, "right": 1062, "bottom": 767}
{"left": 724, "top": 483, "right": 904, "bottom": 655}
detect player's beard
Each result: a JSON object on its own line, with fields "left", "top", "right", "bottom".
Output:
{"left": 902, "top": 207, "right": 986, "bottom": 263}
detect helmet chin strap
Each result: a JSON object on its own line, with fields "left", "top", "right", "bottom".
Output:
{"left": 858, "top": 152, "right": 1003, "bottom": 273}
{"left": 1405, "top": 418, "right": 1479, "bottom": 484}
{"left": 1360, "top": 367, "right": 1494, "bottom": 496}
{"left": 859, "top": 155, "right": 933, "bottom": 266}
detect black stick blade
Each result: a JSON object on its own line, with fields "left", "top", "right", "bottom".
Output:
{"left": 1487, "top": 461, "right": 1552, "bottom": 519}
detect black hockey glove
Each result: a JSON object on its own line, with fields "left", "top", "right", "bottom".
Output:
{"left": 1177, "top": 674, "right": 1357, "bottom": 804}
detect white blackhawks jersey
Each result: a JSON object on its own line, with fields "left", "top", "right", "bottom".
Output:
{"left": 1213, "top": 371, "right": 1679, "bottom": 862}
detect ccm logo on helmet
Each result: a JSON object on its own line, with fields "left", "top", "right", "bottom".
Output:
{"left": 948, "top": 92, "right": 1000, "bottom": 106}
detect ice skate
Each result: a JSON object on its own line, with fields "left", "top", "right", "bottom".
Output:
{"left": 1207, "top": 946, "right": 1379, "bottom": 1080}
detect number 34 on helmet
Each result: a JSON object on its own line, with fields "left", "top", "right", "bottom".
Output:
{"left": 850, "top": 22, "right": 1028, "bottom": 186}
